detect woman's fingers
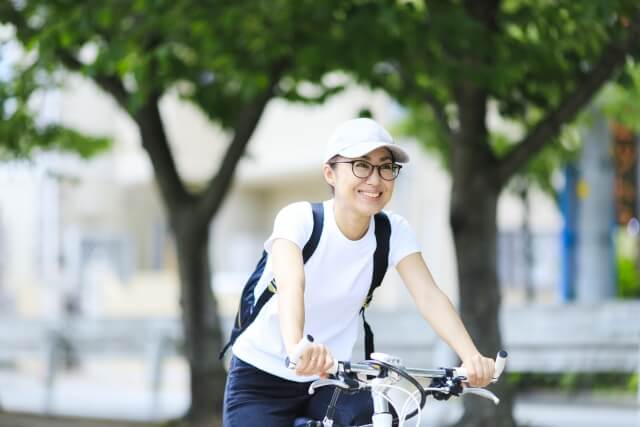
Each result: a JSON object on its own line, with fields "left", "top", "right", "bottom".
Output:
{"left": 323, "top": 353, "right": 335, "bottom": 372}
{"left": 462, "top": 354, "right": 495, "bottom": 387}
{"left": 483, "top": 357, "right": 495, "bottom": 382}
{"left": 295, "top": 344, "right": 333, "bottom": 376}
{"left": 295, "top": 347, "right": 317, "bottom": 375}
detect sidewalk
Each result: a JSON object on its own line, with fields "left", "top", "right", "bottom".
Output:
{"left": 0, "top": 412, "right": 164, "bottom": 427}
{"left": 1, "top": 400, "right": 637, "bottom": 427}
{"left": 513, "top": 392, "right": 639, "bottom": 427}
{"left": 1, "top": 367, "right": 638, "bottom": 427}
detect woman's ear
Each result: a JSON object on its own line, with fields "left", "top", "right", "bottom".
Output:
{"left": 323, "top": 163, "right": 336, "bottom": 187}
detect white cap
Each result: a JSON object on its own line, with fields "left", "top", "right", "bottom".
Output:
{"left": 324, "top": 118, "right": 410, "bottom": 164}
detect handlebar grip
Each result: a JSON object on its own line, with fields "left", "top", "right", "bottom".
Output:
{"left": 493, "top": 350, "right": 508, "bottom": 380}
{"left": 285, "top": 334, "right": 314, "bottom": 369}
{"left": 285, "top": 335, "right": 339, "bottom": 375}
{"left": 453, "top": 350, "right": 508, "bottom": 382}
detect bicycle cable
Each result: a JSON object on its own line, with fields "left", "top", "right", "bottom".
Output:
{"left": 379, "top": 384, "right": 422, "bottom": 427}
{"left": 361, "top": 359, "right": 427, "bottom": 422}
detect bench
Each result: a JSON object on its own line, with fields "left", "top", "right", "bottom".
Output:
{"left": 366, "top": 301, "right": 640, "bottom": 402}
{"left": 0, "top": 317, "right": 181, "bottom": 412}
{"left": 1, "top": 301, "right": 638, "bottom": 413}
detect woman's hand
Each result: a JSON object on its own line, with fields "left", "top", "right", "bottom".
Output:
{"left": 295, "top": 343, "right": 334, "bottom": 378}
{"left": 461, "top": 354, "right": 495, "bottom": 387}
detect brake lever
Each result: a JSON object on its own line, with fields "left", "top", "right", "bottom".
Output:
{"left": 308, "top": 378, "right": 358, "bottom": 395}
{"left": 462, "top": 387, "right": 500, "bottom": 405}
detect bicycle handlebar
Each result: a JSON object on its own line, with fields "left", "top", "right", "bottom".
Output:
{"left": 284, "top": 334, "right": 315, "bottom": 369}
{"left": 285, "top": 335, "right": 508, "bottom": 424}
{"left": 286, "top": 335, "right": 508, "bottom": 383}
{"left": 453, "top": 349, "right": 508, "bottom": 383}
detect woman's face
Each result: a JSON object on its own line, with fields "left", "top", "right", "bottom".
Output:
{"left": 323, "top": 147, "right": 396, "bottom": 218}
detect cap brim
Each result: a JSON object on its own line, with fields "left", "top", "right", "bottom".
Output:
{"left": 337, "top": 141, "right": 410, "bottom": 163}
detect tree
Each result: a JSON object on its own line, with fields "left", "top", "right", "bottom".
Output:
{"left": 0, "top": 1, "right": 350, "bottom": 425}
{"left": 333, "top": 1, "right": 640, "bottom": 425}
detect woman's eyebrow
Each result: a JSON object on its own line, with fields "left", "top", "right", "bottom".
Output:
{"left": 362, "top": 154, "right": 393, "bottom": 162}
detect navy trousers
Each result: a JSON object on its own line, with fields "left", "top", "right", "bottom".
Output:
{"left": 223, "top": 356, "right": 373, "bottom": 427}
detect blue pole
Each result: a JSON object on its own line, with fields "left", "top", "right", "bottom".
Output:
{"left": 560, "top": 164, "right": 578, "bottom": 302}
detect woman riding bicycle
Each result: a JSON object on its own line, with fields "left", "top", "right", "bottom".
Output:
{"left": 222, "top": 118, "right": 496, "bottom": 426}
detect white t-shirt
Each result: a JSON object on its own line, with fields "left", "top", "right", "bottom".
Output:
{"left": 232, "top": 199, "right": 421, "bottom": 382}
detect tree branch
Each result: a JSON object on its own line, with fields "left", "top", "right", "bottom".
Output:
{"left": 92, "top": 75, "right": 130, "bottom": 111}
{"left": 56, "top": 50, "right": 130, "bottom": 110}
{"left": 53, "top": 31, "right": 184, "bottom": 212}
{"left": 48, "top": 41, "right": 186, "bottom": 223}
{"left": 1, "top": 2, "right": 30, "bottom": 41}
{"left": 464, "top": 0, "right": 501, "bottom": 32}
{"left": 496, "top": 15, "right": 640, "bottom": 185}
{"left": 134, "top": 93, "right": 191, "bottom": 213}
{"left": 2, "top": 2, "right": 131, "bottom": 109}
{"left": 394, "top": 63, "right": 455, "bottom": 140}
{"left": 194, "top": 60, "right": 289, "bottom": 227}
{"left": 423, "top": 91, "right": 454, "bottom": 139}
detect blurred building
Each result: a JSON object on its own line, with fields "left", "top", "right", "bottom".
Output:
{"left": 0, "top": 73, "right": 567, "bottom": 322}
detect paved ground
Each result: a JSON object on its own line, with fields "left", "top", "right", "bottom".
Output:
{"left": 513, "top": 400, "right": 639, "bottom": 427}
{"left": 415, "top": 394, "right": 639, "bottom": 427}
{"left": 0, "top": 412, "right": 164, "bottom": 427}
{"left": 1, "top": 402, "right": 637, "bottom": 427}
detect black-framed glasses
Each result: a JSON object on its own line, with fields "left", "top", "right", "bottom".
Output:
{"left": 330, "top": 160, "right": 402, "bottom": 181}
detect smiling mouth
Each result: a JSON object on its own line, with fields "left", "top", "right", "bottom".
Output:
{"left": 358, "top": 191, "right": 382, "bottom": 199}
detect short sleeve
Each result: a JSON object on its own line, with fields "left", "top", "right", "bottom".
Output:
{"left": 264, "top": 202, "right": 314, "bottom": 254}
{"left": 387, "top": 212, "right": 422, "bottom": 267}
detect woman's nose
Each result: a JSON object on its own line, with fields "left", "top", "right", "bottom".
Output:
{"left": 365, "top": 167, "right": 382, "bottom": 184}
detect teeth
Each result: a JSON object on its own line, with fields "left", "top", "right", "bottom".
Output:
{"left": 361, "top": 192, "right": 380, "bottom": 198}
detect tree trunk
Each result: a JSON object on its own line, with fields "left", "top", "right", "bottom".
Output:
{"left": 446, "top": 79, "right": 518, "bottom": 426}
{"left": 174, "top": 211, "right": 227, "bottom": 427}
{"left": 450, "top": 175, "right": 517, "bottom": 427}
{"left": 132, "top": 85, "right": 278, "bottom": 426}
{"left": 134, "top": 97, "right": 231, "bottom": 426}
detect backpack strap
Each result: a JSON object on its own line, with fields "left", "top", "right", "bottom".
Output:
{"left": 361, "top": 211, "right": 391, "bottom": 359}
{"left": 303, "top": 202, "right": 324, "bottom": 262}
{"left": 219, "top": 202, "right": 324, "bottom": 359}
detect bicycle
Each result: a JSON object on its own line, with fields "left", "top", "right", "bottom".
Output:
{"left": 286, "top": 335, "right": 508, "bottom": 427}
